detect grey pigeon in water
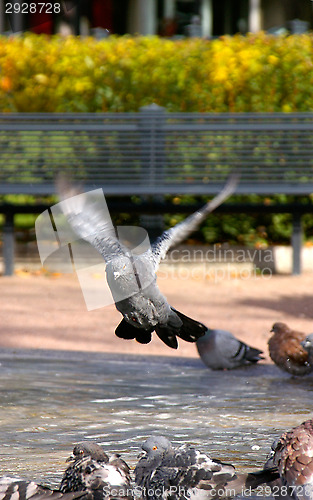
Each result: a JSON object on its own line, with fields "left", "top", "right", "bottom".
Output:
{"left": 58, "top": 175, "right": 238, "bottom": 349}
{"left": 301, "top": 333, "right": 313, "bottom": 368}
{"left": 134, "top": 435, "right": 279, "bottom": 500}
{"left": 268, "top": 322, "right": 311, "bottom": 376}
{"left": 264, "top": 419, "right": 313, "bottom": 500}
{"left": 196, "top": 328, "right": 264, "bottom": 370}
{"left": 60, "top": 442, "right": 132, "bottom": 499}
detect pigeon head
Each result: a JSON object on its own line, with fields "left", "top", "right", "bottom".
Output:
{"left": 301, "top": 333, "right": 313, "bottom": 360}
{"left": 301, "top": 333, "right": 313, "bottom": 350}
{"left": 270, "top": 322, "right": 289, "bottom": 334}
{"left": 263, "top": 438, "right": 280, "bottom": 469}
{"left": 108, "top": 255, "right": 135, "bottom": 280}
{"left": 107, "top": 254, "right": 154, "bottom": 286}
{"left": 69, "top": 442, "right": 109, "bottom": 462}
{"left": 141, "top": 436, "right": 173, "bottom": 456}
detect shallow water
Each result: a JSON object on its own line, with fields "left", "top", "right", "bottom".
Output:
{"left": 0, "top": 348, "right": 312, "bottom": 489}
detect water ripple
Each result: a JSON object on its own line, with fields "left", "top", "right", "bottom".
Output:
{"left": 0, "top": 349, "right": 312, "bottom": 485}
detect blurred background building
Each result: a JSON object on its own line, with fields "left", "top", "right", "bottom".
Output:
{"left": 0, "top": 0, "right": 312, "bottom": 37}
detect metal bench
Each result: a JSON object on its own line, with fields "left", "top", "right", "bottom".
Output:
{"left": 2, "top": 106, "right": 313, "bottom": 275}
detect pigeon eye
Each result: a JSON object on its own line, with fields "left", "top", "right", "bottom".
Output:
{"left": 152, "top": 446, "right": 158, "bottom": 450}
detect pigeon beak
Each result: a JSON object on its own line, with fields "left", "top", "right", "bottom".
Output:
{"left": 66, "top": 454, "right": 75, "bottom": 462}
{"left": 137, "top": 451, "right": 145, "bottom": 459}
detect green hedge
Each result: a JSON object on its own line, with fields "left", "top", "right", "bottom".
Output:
{"left": 1, "top": 33, "right": 313, "bottom": 245}
{"left": 1, "top": 32, "right": 313, "bottom": 112}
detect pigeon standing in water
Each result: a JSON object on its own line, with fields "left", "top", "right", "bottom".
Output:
{"left": 265, "top": 419, "right": 313, "bottom": 500}
{"left": 58, "top": 175, "right": 238, "bottom": 349}
{"left": 134, "top": 435, "right": 279, "bottom": 500}
{"left": 268, "top": 322, "right": 311, "bottom": 376}
{"left": 196, "top": 328, "right": 264, "bottom": 370}
{"left": 301, "top": 333, "right": 313, "bottom": 369}
{"left": 60, "top": 442, "right": 132, "bottom": 499}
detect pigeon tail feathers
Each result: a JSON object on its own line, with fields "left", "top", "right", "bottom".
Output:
{"left": 154, "top": 325, "right": 178, "bottom": 349}
{"left": 115, "top": 310, "right": 205, "bottom": 349}
{"left": 115, "top": 319, "right": 153, "bottom": 344}
{"left": 242, "top": 345, "right": 264, "bottom": 363}
{"left": 171, "top": 308, "right": 207, "bottom": 343}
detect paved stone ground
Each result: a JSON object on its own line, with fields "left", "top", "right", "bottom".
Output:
{"left": 2, "top": 265, "right": 313, "bottom": 363}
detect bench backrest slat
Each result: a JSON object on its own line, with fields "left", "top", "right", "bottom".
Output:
{"left": 1, "top": 111, "right": 313, "bottom": 195}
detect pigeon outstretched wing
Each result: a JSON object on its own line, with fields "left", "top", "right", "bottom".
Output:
{"left": 150, "top": 173, "right": 239, "bottom": 270}
{"left": 57, "top": 177, "right": 127, "bottom": 263}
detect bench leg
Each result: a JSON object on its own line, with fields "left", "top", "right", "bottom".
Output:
{"left": 291, "top": 213, "right": 302, "bottom": 275}
{"left": 3, "top": 213, "right": 14, "bottom": 276}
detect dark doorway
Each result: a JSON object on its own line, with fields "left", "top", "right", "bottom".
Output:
{"left": 213, "top": 0, "right": 248, "bottom": 36}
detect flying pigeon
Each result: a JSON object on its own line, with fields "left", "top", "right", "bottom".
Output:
{"left": 60, "top": 441, "right": 132, "bottom": 499}
{"left": 134, "top": 435, "right": 279, "bottom": 500}
{"left": 301, "top": 333, "right": 313, "bottom": 368}
{"left": 196, "top": 328, "right": 264, "bottom": 370}
{"left": 265, "top": 419, "right": 313, "bottom": 500}
{"left": 268, "top": 322, "right": 311, "bottom": 376}
{"left": 57, "top": 175, "right": 238, "bottom": 349}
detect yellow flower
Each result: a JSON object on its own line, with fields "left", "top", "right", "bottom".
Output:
{"left": 282, "top": 103, "right": 292, "bottom": 112}
{"left": 213, "top": 67, "right": 228, "bottom": 83}
{"left": 34, "top": 74, "right": 48, "bottom": 85}
{"left": 0, "top": 76, "right": 12, "bottom": 91}
{"left": 268, "top": 54, "right": 279, "bottom": 65}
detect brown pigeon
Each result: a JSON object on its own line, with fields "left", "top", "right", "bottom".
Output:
{"left": 267, "top": 419, "right": 313, "bottom": 500}
{"left": 268, "top": 322, "right": 311, "bottom": 376}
